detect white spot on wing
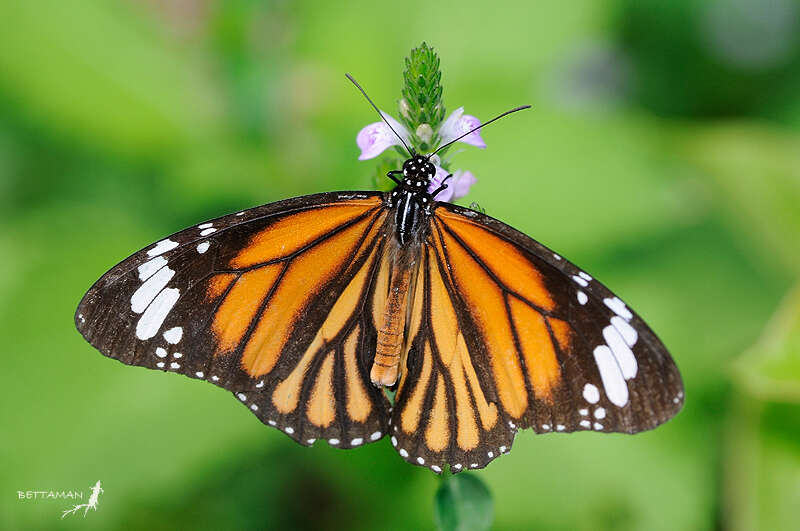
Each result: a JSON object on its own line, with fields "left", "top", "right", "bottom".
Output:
{"left": 370, "top": 431, "right": 381, "bottom": 441}
{"left": 156, "top": 361, "right": 165, "bottom": 368}
{"left": 147, "top": 239, "right": 178, "bottom": 257}
{"left": 604, "top": 297, "right": 633, "bottom": 321}
{"left": 583, "top": 383, "right": 600, "bottom": 403}
{"left": 579, "top": 408, "right": 588, "bottom": 416}
{"left": 553, "top": 253, "right": 562, "bottom": 260}
{"left": 399, "top": 449, "right": 408, "bottom": 458}
{"left": 416, "top": 457, "right": 425, "bottom": 464}
{"left": 155, "top": 347, "right": 168, "bottom": 358}
{"left": 237, "top": 393, "right": 246, "bottom": 401}
{"left": 578, "top": 271, "right": 592, "bottom": 281}
{"left": 170, "top": 362, "right": 180, "bottom": 369}
{"left": 593, "top": 345, "right": 629, "bottom": 407}
{"left": 131, "top": 267, "right": 175, "bottom": 314}
{"left": 200, "top": 228, "right": 217, "bottom": 236}
{"left": 198, "top": 223, "right": 213, "bottom": 229}
{"left": 577, "top": 291, "right": 588, "bottom": 305}
{"left": 556, "top": 424, "right": 566, "bottom": 431}
{"left": 135, "top": 288, "right": 180, "bottom": 340}
{"left": 163, "top": 326, "right": 183, "bottom": 344}
{"left": 594, "top": 407, "right": 606, "bottom": 419}
{"left": 602, "top": 325, "right": 638, "bottom": 379}
{"left": 580, "top": 420, "right": 591, "bottom": 428}
{"left": 195, "top": 371, "right": 204, "bottom": 378}
{"left": 572, "top": 275, "right": 589, "bottom": 287}
{"left": 611, "top": 316, "right": 638, "bottom": 347}
{"left": 137, "top": 256, "right": 167, "bottom": 281}
{"left": 351, "top": 438, "right": 363, "bottom": 446}
{"left": 432, "top": 465, "right": 442, "bottom": 473}
{"left": 285, "top": 427, "right": 294, "bottom": 434}
{"left": 196, "top": 241, "right": 210, "bottom": 254}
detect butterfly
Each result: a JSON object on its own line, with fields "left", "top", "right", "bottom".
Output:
{"left": 75, "top": 75, "right": 683, "bottom": 474}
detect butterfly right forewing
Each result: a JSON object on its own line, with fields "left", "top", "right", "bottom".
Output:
{"left": 389, "top": 203, "right": 683, "bottom": 473}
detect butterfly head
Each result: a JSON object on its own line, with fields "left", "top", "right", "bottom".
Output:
{"left": 402, "top": 155, "right": 436, "bottom": 187}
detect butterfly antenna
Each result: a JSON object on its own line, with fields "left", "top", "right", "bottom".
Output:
{"left": 430, "top": 105, "right": 531, "bottom": 157}
{"left": 346, "top": 73, "right": 415, "bottom": 157}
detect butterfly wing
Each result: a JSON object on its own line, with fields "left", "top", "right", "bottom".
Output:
{"left": 76, "top": 191, "right": 393, "bottom": 447}
{"left": 389, "top": 203, "right": 683, "bottom": 473}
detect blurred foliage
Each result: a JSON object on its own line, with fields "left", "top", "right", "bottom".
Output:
{"left": 434, "top": 474, "right": 493, "bottom": 531}
{"left": 1, "top": 0, "right": 799, "bottom": 530}
{"left": 726, "top": 287, "right": 800, "bottom": 530}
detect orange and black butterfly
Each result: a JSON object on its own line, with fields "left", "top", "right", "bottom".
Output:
{"left": 75, "top": 76, "right": 683, "bottom": 474}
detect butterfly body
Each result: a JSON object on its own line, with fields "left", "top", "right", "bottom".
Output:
{"left": 76, "top": 158, "right": 683, "bottom": 472}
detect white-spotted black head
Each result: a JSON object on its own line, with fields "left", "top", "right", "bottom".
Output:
{"left": 402, "top": 155, "right": 436, "bottom": 187}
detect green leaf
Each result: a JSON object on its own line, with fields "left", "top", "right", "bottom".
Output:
{"left": 733, "top": 284, "right": 800, "bottom": 403}
{"left": 680, "top": 124, "right": 800, "bottom": 274}
{"left": 434, "top": 474, "right": 493, "bottom": 531}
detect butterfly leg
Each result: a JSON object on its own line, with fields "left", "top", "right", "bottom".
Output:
{"left": 429, "top": 174, "right": 453, "bottom": 199}
{"left": 387, "top": 170, "right": 403, "bottom": 185}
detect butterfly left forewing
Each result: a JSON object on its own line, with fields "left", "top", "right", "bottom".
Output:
{"left": 76, "top": 192, "right": 392, "bottom": 444}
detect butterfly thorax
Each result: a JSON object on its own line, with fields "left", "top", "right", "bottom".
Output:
{"left": 389, "top": 155, "right": 436, "bottom": 246}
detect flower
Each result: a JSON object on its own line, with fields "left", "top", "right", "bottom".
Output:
{"left": 356, "top": 107, "right": 485, "bottom": 160}
{"left": 356, "top": 111, "right": 412, "bottom": 160}
{"left": 357, "top": 107, "right": 483, "bottom": 201}
{"left": 427, "top": 169, "right": 477, "bottom": 202}
{"left": 438, "top": 107, "right": 486, "bottom": 148}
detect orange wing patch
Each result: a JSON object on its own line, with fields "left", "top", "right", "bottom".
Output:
{"left": 343, "top": 325, "right": 372, "bottom": 423}
{"left": 400, "top": 341, "right": 433, "bottom": 434}
{"left": 508, "top": 296, "right": 562, "bottom": 402}
{"left": 425, "top": 374, "right": 450, "bottom": 452}
{"left": 207, "top": 273, "right": 236, "bottom": 300}
{"left": 548, "top": 317, "right": 572, "bottom": 354}
{"left": 271, "top": 240, "right": 381, "bottom": 414}
{"left": 435, "top": 225, "right": 529, "bottom": 418}
{"left": 211, "top": 265, "right": 282, "bottom": 353}
{"left": 437, "top": 210, "right": 555, "bottom": 312}
{"left": 307, "top": 352, "right": 336, "bottom": 428}
{"left": 230, "top": 200, "right": 380, "bottom": 268}
{"left": 241, "top": 213, "right": 377, "bottom": 378}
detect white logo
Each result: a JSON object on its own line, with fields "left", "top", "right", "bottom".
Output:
{"left": 61, "top": 480, "right": 104, "bottom": 519}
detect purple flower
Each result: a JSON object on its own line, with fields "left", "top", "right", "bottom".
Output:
{"left": 428, "top": 168, "right": 477, "bottom": 202}
{"left": 438, "top": 107, "right": 486, "bottom": 148}
{"left": 356, "top": 108, "right": 482, "bottom": 201}
{"left": 356, "top": 108, "right": 485, "bottom": 160}
{"left": 356, "top": 112, "right": 412, "bottom": 160}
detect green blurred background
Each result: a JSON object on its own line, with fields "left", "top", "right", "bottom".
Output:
{"left": 2, "top": 1, "right": 800, "bottom": 529}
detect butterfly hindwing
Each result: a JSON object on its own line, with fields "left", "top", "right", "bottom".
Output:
{"left": 76, "top": 191, "right": 392, "bottom": 444}
{"left": 390, "top": 203, "right": 683, "bottom": 472}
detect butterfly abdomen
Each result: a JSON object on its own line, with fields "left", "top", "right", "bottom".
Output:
{"left": 371, "top": 264, "right": 412, "bottom": 387}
